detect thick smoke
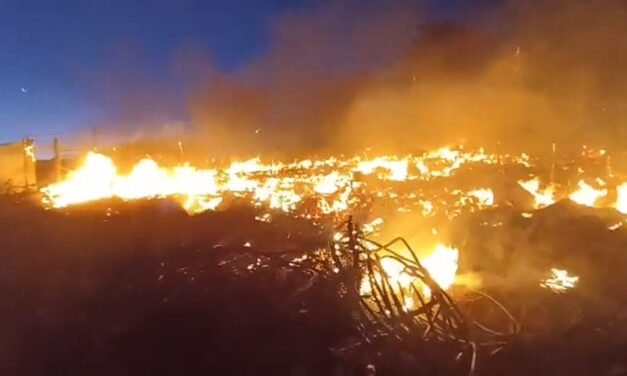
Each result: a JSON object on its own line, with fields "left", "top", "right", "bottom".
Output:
{"left": 188, "top": 0, "right": 627, "bottom": 156}
{"left": 187, "top": 1, "right": 421, "bottom": 157}
{"left": 338, "top": 0, "right": 627, "bottom": 153}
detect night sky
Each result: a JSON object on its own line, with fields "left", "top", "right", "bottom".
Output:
{"left": 0, "top": 0, "right": 481, "bottom": 144}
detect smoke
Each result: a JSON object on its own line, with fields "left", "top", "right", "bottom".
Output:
{"left": 187, "top": 0, "right": 627, "bottom": 156}
{"left": 187, "top": 1, "right": 421, "bottom": 156}
{"left": 337, "top": 0, "right": 627, "bottom": 153}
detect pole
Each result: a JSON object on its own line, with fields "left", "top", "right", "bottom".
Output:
{"left": 53, "top": 138, "right": 61, "bottom": 182}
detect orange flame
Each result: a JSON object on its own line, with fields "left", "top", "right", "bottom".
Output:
{"left": 569, "top": 180, "right": 607, "bottom": 207}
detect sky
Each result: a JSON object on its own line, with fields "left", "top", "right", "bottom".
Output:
{"left": 0, "top": 0, "right": 483, "bottom": 145}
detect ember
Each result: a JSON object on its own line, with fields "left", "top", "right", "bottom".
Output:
{"left": 541, "top": 268, "right": 580, "bottom": 293}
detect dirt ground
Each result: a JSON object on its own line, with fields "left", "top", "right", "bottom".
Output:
{"left": 1, "top": 196, "right": 626, "bottom": 375}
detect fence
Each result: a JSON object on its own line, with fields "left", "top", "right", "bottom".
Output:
{"left": 0, "top": 139, "right": 37, "bottom": 194}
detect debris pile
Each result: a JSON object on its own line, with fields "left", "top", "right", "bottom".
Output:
{"left": 325, "top": 218, "right": 519, "bottom": 375}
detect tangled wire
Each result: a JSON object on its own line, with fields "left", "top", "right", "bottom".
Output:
{"left": 327, "top": 217, "right": 520, "bottom": 375}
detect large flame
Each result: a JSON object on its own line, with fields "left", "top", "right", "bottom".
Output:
{"left": 40, "top": 147, "right": 511, "bottom": 216}
{"left": 569, "top": 180, "right": 608, "bottom": 207}
{"left": 42, "top": 152, "right": 222, "bottom": 210}
{"left": 359, "top": 244, "right": 459, "bottom": 311}
{"left": 420, "top": 244, "right": 459, "bottom": 293}
{"left": 518, "top": 177, "right": 555, "bottom": 208}
{"left": 41, "top": 147, "right": 625, "bottom": 218}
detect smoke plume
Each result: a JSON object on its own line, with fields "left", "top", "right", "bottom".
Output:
{"left": 186, "top": 0, "right": 627, "bottom": 156}
{"left": 86, "top": 1, "right": 627, "bottom": 157}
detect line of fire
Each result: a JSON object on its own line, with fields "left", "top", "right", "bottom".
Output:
{"left": 4, "top": 1, "right": 627, "bottom": 374}
{"left": 1, "top": 136, "right": 626, "bottom": 375}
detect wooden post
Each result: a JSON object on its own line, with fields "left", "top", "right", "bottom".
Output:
{"left": 53, "top": 138, "right": 61, "bottom": 182}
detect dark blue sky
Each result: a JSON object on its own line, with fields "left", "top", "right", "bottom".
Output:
{"left": 0, "top": 0, "right": 480, "bottom": 144}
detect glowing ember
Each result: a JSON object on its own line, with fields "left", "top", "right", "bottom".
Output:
{"left": 518, "top": 177, "right": 555, "bottom": 208}
{"left": 569, "top": 180, "right": 607, "bottom": 207}
{"left": 541, "top": 268, "right": 579, "bottom": 293}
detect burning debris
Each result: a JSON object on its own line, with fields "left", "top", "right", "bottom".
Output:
{"left": 541, "top": 268, "right": 579, "bottom": 293}
{"left": 40, "top": 145, "right": 627, "bottom": 223}
{"left": 518, "top": 177, "right": 556, "bottom": 209}
{"left": 1, "top": 142, "right": 625, "bottom": 375}
{"left": 327, "top": 218, "right": 519, "bottom": 375}
{"left": 568, "top": 180, "right": 608, "bottom": 207}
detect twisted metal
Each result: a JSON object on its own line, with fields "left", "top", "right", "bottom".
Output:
{"left": 328, "top": 217, "right": 520, "bottom": 375}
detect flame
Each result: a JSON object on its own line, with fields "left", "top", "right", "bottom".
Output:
{"left": 616, "top": 183, "right": 627, "bottom": 214}
{"left": 361, "top": 217, "right": 384, "bottom": 235}
{"left": 313, "top": 171, "right": 347, "bottom": 195}
{"left": 355, "top": 157, "right": 408, "bottom": 181}
{"left": 420, "top": 244, "right": 459, "bottom": 296}
{"left": 24, "top": 144, "right": 36, "bottom": 162}
{"left": 569, "top": 180, "right": 607, "bottom": 207}
{"left": 359, "top": 244, "right": 459, "bottom": 311}
{"left": 183, "top": 196, "right": 223, "bottom": 214}
{"left": 468, "top": 188, "right": 495, "bottom": 207}
{"left": 41, "top": 147, "right": 625, "bottom": 219}
{"left": 41, "top": 152, "right": 223, "bottom": 209}
{"left": 42, "top": 152, "right": 118, "bottom": 207}
{"left": 541, "top": 268, "right": 579, "bottom": 293}
{"left": 518, "top": 177, "right": 555, "bottom": 208}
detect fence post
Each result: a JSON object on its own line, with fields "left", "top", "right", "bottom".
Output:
{"left": 54, "top": 138, "right": 61, "bottom": 182}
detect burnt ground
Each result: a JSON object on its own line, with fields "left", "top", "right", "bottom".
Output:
{"left": 1, "top": 196, "right": 627, "bottom": 375}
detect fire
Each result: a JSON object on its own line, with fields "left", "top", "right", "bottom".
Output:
{"left": 42, "top": 152, "right": 119, "bottom": 207}
{"left": 541, "top": 268, "right": 579, "bottom": 293}
{"left": 355, "top": 157, "right": 408, "bottom": 181}
{"left": 41, "top": 152, "right": 223, "bottom": 209}
{"left": 420, "top": 244, "right": 459, "bottom": 296}
{"left": 24, "top": 144, "right": 36, "bottom": 162}
{"left": 616, "top": 183, "right": 627, "bottom": 214}
{"left": 313, "top": 171, "right": 348, "bottom": 195}
{"left": 41, "top": 147, "right": 626, "bottom": 220}
{"left": 518, "top": 177, "right": 555, "bottom": 208}
{"left": 468, "top": 188, "right": 495, "bottom": 207}
{"left": 569, "top": 180, "right": 607, "bottom": 207}
{"left": 359, "top": 244, "right": 459, "bottom": 310}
